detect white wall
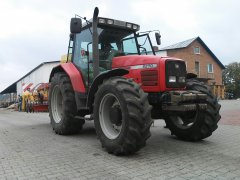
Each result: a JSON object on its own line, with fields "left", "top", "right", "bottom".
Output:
{"left": 155, "top": 50, "right": 167, "bottom": 57}
{"left": 17, "top": 62, "right": 59, "bottom": 95}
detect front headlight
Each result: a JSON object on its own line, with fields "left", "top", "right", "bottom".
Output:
{"left": 169, "top": 76, "right": 176, "bottom": 83}
{"left": 179, "top": 77, "right": 186, "bottom": 83}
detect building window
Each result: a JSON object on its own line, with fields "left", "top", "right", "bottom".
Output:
{"left": 195, "top": 61, "right": 200, "bottom": 76}
{"left": 208, "top": 64, "right": 213, "bottom": 73}
{"left": 194, "top": 47, "right": 200, "bottom": 54}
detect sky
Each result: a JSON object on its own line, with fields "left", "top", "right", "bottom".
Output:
{"left": 0, "top": 0, "right": 239, "bottom": 92}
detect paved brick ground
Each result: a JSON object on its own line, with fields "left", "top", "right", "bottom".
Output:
{"left": 0, "top": 100, "right": 239, "bottom": 179}
{"left": 219, "top": 100, "right": 240, "bottom": 126}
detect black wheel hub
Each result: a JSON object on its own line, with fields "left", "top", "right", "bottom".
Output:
{"left": 109, "top": 106, "right": 122, "bottom": 126}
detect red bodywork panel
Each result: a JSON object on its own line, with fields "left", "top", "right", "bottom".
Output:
{"left": 112, "top": 55, "right": 184, "bottom": 92}
{"left": 60, "top": 63, "right": 86, "bottom": 93}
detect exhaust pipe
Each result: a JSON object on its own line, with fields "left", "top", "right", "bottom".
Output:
{"left": 92, "top": 7, "right": 99, "bottom": 78}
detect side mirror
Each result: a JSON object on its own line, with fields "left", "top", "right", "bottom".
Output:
{"left": 70, "top": 18, "right": 82, "bottom": 33}
{"left": 155, "top": 32, "right": 161, "bottom": 45}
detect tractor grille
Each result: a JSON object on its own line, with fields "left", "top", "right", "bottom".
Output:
{"left": 141, "top": 70, "right": 158, "bottom": 86}
{"left": 165, "top": 60, "right": 186, "bottom": 88}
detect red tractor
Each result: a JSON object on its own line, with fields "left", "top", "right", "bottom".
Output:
{"left": 49, "top": 8, "right": 221, "bottom": 155}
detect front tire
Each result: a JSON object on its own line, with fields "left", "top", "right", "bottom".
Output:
{"left": 49, "top": 72, "right": 85, "bottom": 135}
{"left": 93, "top": 77, "right": 152, "bottom": 155}
{"left": 165, "top": 79, "right": 221, "bottom": 141}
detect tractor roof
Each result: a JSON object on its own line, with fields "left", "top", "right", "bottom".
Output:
{"left": 82, "top": 17, "right": 140, "bottom": 32}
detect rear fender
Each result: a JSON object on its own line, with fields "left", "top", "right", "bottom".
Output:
{"left": 49, "top": 63, "right": 86, "bottom": 93}
{"left": 87, "top": 68, "right": 129, "bottom": 112}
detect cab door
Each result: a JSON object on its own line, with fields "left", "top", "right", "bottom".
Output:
{"left": 72, "top": 29, "right": 93, "bottom": 87}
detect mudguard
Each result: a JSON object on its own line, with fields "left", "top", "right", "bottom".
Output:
{"left": 87, "top": 68, "right": 129, "bottom": 111}
{"left": 49, "top": 63, "right": 86, "bottom": 93}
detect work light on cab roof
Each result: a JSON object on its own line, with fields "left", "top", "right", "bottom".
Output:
{"left": 98, "top": 17, "right": 140, "bottom": 31}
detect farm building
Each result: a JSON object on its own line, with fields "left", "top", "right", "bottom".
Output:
{"left": 16, "top": 61, "right": 59, "bottom": 95}
{"left": 0, "top": 61, "right": 59, "bottom": 99}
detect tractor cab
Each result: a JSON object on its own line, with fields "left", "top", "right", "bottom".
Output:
{"left": 68, "top": 16, "right": 161, "bottom": 86}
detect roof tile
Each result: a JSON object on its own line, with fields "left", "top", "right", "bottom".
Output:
{"left": 160, "top": 37, "right": 197, "bottom": 50}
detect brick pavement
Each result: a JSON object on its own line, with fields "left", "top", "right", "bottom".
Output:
{"left": 0, "top": 100, "right": 239, "bottom": 179}
{"left": 219, "top": 100, "right": 240, "bottom": 126}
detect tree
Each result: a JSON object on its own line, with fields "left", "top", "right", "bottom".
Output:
{"left": 222, "top": 62, "right": 240, "bottom": 99}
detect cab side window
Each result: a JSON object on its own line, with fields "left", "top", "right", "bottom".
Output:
{"left": 73, "top": 30, "right": 92, "bottom": 82}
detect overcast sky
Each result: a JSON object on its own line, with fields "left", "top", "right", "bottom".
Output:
{"left": 0, "top": 0, "right": 239, "bottom": 92}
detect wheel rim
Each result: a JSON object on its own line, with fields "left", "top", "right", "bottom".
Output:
{"left": 99, "top": 93, "right": 123, "bottom": 139}
{"left": 171, "top": 111, "right": 198, "bottom": 129}
{"left": 51, "top": 85, "right": 63, "bottom": 123}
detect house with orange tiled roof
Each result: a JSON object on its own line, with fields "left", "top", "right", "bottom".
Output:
{"left": 156, "top": 37, "right": 225, "bottom": 98}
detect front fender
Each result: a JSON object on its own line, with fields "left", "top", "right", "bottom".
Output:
{"left": 87, "top": 68, "right": 129, "bottom": 112}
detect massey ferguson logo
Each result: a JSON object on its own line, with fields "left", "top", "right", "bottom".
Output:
{"left": 131, "top": 64, "right": 157, "bottom": 70}
{"left": 143, "top": 64, "right": 157, "bottom": 69}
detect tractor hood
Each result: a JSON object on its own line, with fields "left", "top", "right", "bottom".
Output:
{"left": 112, "top": 55, "right": 171, "bottom": 69}
{"left": 112, "top": 55, "right": 186, "bottom": 92}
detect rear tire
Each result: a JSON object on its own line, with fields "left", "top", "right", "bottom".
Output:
{"left": 93, "top": 77, "right": 152, "bottom": 155}
{"left": 49, "top": 72, "right": 85, "bottom": 135}
{"left": 165, "top": 79, "right": 221, "bottom": 141}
